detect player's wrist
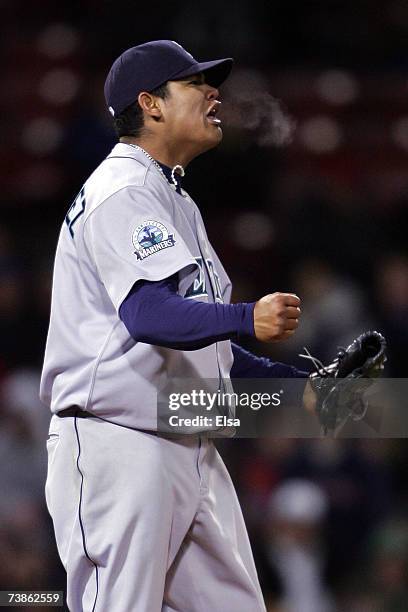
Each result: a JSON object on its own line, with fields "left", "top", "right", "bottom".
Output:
{"left": 302, "top": 380, "right": 317, "bottom": 414}
{"left": 234, "top": 302, "right": 257, "bottom": 338}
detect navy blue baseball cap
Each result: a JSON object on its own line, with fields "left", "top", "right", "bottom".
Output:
{"left": 104, "top": 40, "right": 233, "bottom": 117}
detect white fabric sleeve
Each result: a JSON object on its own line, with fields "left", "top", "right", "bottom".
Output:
{"left": 84, "top": 187, "right": 198, "bottom": 312}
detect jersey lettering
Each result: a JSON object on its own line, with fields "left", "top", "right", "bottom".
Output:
{"left": 65, "top": 187, "right": 86, "bottom": 238}
{"left": 185, "top": 257, "right": 223, "bottom": 302}
{"left": 206, "top": 259, "right": 223, "bottom": 303}
{"left": 185, "top": 257, "right": 207, "bottom": 298}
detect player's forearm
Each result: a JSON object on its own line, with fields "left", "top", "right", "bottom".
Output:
{"left": 119, "top": 275, "right": 256, "bottom": 350}
{"left": 231, "top": 343, "right": 309, "bottom": 411}
{"left": 231, "top": 342, "right": 308, "bottom": 378}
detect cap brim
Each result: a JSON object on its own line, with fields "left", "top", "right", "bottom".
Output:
{"left": 172, "top": 58, "right": 233, "bottom": 87}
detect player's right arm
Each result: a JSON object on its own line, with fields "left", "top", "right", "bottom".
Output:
{"left": 119, "top": 278, "right": 307, "bottom": 382}
{"left": 83, "top": 183, "right": 300, "bottom": 346}
{"left": 119, "top": 276, "right": 301, "bottom": 347}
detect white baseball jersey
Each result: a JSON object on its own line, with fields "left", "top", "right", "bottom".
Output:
{"left": 40, "top": 143, "right": 234, "bottom": 430}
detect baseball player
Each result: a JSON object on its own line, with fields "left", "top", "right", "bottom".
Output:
{"left": 41, "top": 40, "right": 310, "bottom": 611}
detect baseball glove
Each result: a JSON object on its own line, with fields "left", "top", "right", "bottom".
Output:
{"left": 300, "top": 331, "right": 387, "bottom": 436}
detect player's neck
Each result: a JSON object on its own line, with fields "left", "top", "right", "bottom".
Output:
{"left": 120, "top": 136, "right": 192, "bottom": 169}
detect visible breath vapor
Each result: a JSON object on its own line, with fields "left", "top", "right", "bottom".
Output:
{"left": 221, "top": 93, "right": 296, "bottom": 147}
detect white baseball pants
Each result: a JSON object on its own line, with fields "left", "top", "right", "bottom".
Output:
{"left": 45, "top": 414, "right": 266, "bottom": 612}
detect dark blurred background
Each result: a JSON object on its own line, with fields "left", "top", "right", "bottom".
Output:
{"left": 1, "top": 1, "right": 408, "bottom": 610}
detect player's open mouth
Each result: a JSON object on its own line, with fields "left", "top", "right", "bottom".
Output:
{"left": 206, "top": 102, "right": 221, "bottom": 125}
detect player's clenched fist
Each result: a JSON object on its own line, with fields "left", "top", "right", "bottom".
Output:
{"left": 253, "top": 292, "right": 301, "bottom": 342}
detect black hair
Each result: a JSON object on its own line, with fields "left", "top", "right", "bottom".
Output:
{"left": 113, "top": 83, "right": 169, "bottom": 139}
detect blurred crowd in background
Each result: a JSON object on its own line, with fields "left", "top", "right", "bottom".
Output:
{"left": 1, "top": 1, "right": 408, "bottom": 610}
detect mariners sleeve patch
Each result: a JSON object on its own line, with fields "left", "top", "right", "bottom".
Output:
{"left": 132, "top": 220, "right": 176, "bottom": 261}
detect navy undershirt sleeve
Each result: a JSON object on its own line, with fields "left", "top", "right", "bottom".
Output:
{"left": 230, "top": 342, "right": 309, "bottom": 408}
{"left": 119, "top": 275, "right": 309, "bottom": 383}
{"left": 231, "top": 342, "right": 308, "bottom": 378}
{"left": 119, "top": 274, "right": 255, "bottom": 351}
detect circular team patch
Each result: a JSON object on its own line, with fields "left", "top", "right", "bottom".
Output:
{"left": 132, "top": 220, "right": 176, "bottom": 261}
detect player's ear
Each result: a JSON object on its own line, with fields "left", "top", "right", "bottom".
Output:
{"left": 137, "top": 92, "right": 162, "bottom": 121}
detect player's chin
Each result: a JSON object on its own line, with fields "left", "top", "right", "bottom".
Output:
{"left": 204, "top": 122, "right": 223, "bottom": 146}
{"left": 199, "top": 132, "right": 222, "bottom": 155}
